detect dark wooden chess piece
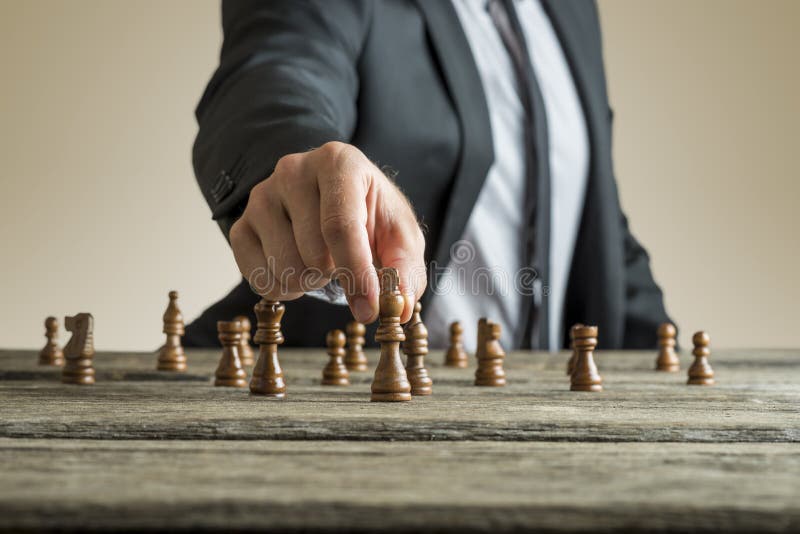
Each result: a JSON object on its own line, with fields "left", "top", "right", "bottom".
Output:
{"left": 344, "top": 320, "right": 368, "bottom": 372}
{"left": 570, "top": 325, "right": 603, "bottom": 392}
{"left": 566, "top": 323, "right": 583, "bottom": 376}
{"left": 61, "top": 313, "right": 95, "bottom": 385}
{"left": 322, "top": 329, "right": 350, "bottom": 386}
{"left": 250, "top": 299, "right": 287, "bottom": 397}
{"left": 371, "top": 268, "right": 412, "bottom": 402}
{"left": 655, "top": 322, "right": 680, "bottom": 372}
{"left": 157, "top": 290, "right": 187, "bottom": 371}
{"left": 234, "top": 315, "right": 255, "bottom": 366}
{"left": 444, "top": 321, "right": 468, "bottom": 368}
{"left": 215, "top": 320, "right": 248, "bottom": 388}
{"left": 39, "top": 316, "right": 64, "bottom": 366}
{"left": 474, "top": 318, "right": 506, "bottom": 387}
{"left": 688, "top": 331, "right": 715, "bottom": 385}
{"left": 403, "top": 302, "right": 432, "bottom": 396}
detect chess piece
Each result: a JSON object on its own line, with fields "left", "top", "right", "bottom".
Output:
{"left": 444, "top": 321, "right": 468, "bottom": 368}
{"left": 655, "top": 322, "right": 680, "bottom": 372}
{"left": 61, "top": 313, "right": 95, "bottom": 385}
{"left": 38, "top": 316, "right": 64, "bottom": 366}
{"left": 215, "top": 320, "right": 248, "bottom": 388}
{"left": 371, "top": 268, "right": 412, "bottom": 402}
{"left": 322, "top": 329, "right": 350, "bottom": 386}
{"left": 157, "top": 291, "right": 187, "bottom": 371}
{"left": 566, "top": 323, "right": 584, "bottom": 376}
{"left": 687, "top": 331, "right": 715, "bottom": 385}
{"left": 250, "top": 299, "right": 287, "bottom": 397}
{"left": 234, "top": 315, "right": 255, "bottom": 366}
{"left": 403, "top": 302, "right": 432, "bottom": 396}
{"left": 570, "top": 325, "right": 603, "bottom": 392}
{"left": 344, "top": 321, "right": 368, "bottom": 371}
{"left": 474, "top": 318, "right": 506, "bottom": 387}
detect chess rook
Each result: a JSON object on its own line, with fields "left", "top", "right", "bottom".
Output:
{"left": 570, "top": 325, "right": 603, "bottom": 392}
{"left": 322, "top": 329, "right": 349, "bottom": 386}
{"left": 234, "top": 315, "right": 255, "bottom": 366}
{"left": 474, "top": 318, "right": 506, "bottom": 387}
{"left": 566, "top": 323, "right": 583, "bottom": 376}
{"left": 344, "top": 321, "right": 368, "bottom": 372}
{"left": 444, "top": 321, "right": 468, "bottom": 368}
{"left": 214, "top": 320, "right": 248, "bottom": 388}
{"left": 403, "top": 302, "right": 432, "bottom": 396}
{"left": 370, "top": 268, "right": 412, "bottom": 402}
{"left": 157, "top": 290, "right": 187, "bottom": 372}
{"left": 38, "top": 316, "right": 64, "bottom": 366}
{"left": 61, "top": 313, "right": 95, "bottom": 385}
{"left": 250, "top": 299, "right": 287, "bottom": 397}
{"left": 688, "top": 331, "right": 715, "bottom": 385}
{"left": 655, "top": 322, "right": 680, "bottom": 372}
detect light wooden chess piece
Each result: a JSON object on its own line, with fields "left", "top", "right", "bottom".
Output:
{"left": 474, "top": 318, "right": 506, "bottom": 387}
{"left": 687, "top": 331, "right": 715, "bottom": 385}
{"left": 570, "top": 325, "right": 603, "bottom": 392}
{"left": 157, "top": 290, "right": 187, "bottom": 371}
{"left": 371, "top": 268, "right": 412, "bottom": 402}
{"left": 234, "top": 315, "right": 255, "bottom": 366}
{"left": 61, "top": 313, "right": 95, "bottom": 385}
{"left": 403, "top": 302, "right": 432, "bottom": 396}
{"left": 344, "top": 321, "right": 368, "bottom": 372}
{"left": 250, "top": 299, "right": 287, "bottom": 397}
{"left": 322, "top": 329, "right": 350, "bottom": 386}
{"left": 39, "top": 316, "right": 64, "bottom": 366}
{"left": 444, "top": 321, "right": 468, "bottom": 368}
{"left": 566, "top": 323, "right": 584, "bottom": 376}
{"left": 215, "top": 320, "right": 248, "bottom": 388}
{"left": 655, "top": 322, "right": 680, "bottom": 372}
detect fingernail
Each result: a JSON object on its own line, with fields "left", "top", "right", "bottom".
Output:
{"left": 354, "top": 296, "right": 375, "bottom": 323}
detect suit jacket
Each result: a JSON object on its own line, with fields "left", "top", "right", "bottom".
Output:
{"left": 185, "top": 0, "right": 672, "bottom": 349}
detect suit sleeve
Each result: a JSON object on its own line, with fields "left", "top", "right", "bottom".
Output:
{"left": 193, "top": 0, "right": 372, "bottom": 237}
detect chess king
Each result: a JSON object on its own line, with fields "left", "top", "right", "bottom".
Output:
{"left": 183, "top": 1, "right": 673, "bottom": 352}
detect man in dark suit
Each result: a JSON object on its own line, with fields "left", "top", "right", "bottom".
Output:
{"left": 185, "top": 0, "right": 671, "bottom": 350}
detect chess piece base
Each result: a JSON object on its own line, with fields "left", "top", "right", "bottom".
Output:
{"left": 570, "top": 383, "right": 603, "bottom": 392}
{"left": 322, "top": 376, "right": 350, "bottom": 386}
{"left": 688, "top": 377, "right": 715, "bottom": 386}
{"left": 61, "top": 371, "right": 95, "bottom": 385}
{"left": 345, "top": 360, "right": 368, "bottom": 372}
{"left": 370, "top": 391, "right": 412, "bottom": 402}
{"left": 215, "top": 375, "right": 248, "bottom": 388}
{"left": 656, "top": 363, "right": 680, "bottom": 372}
{"left": 475, "top": 378, "right": 506, "bottom": 387}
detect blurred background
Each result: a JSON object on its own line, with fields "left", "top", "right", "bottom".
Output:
{"left": 0, "top": 0, "right": 797, "bottom": 351}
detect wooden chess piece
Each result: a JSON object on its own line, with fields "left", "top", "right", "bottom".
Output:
{"left": 474, "top": 318, "right": 506, "bottom": 387}
{"left": 444, "top": 321, "right": 468, "bottom": 368}
{"left": 403, "top": 302, "right": 432, "bottom": 396}
{"left": 371, "top": 267, "right": 412, "bottom": 402}
{"left": 250, "top": 299, "right": 287, "bottom": 397}
{"left": 655, "top": 322, "right": 680, "bottom": 372}
{"left": 157, "top": 290, "right": 187, "bottom": 371}
{"left": 322, "top": 329, "right": 349, "bottom": 386}
{"left": 687, "top": 331, "right": 715, "bottom": 385}
{"left": 566, "top": 323, "right": 584, "bottom": 376}
{"left": 570, "top": 325, "right": 603, "bottom": 392}
{"left": 344, "top": 321, "right": 368, "bottom": 372}
{"left": 39, "top": 316, "right": 64, "bottom": 366}
{"left": 215, "top": 320, "right": 248, "bottom": 388}
{"left": 61, "top": 313, "right": 95, "bottom": 385}
{"left": 234, "top": 315, "right": 255, "bottom": 366}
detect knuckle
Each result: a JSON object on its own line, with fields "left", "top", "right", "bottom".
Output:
{"left": 274, "top": 152, "right": 303, "bottom": 175}
{"left": 321, "top": 213, "right": 357, "bottom": 243}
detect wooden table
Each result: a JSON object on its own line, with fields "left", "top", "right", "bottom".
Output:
{"left": 1, "top": 347, "right": 798, "bottom": 532}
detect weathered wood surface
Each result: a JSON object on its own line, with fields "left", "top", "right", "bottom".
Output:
{"left": 1, "top": 439, "right": 798, "bottom": 532}
{"left": 1, "top": 349, "right": 798, "bottom": 442}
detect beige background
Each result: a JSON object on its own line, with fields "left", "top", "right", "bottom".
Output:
{"left": 0, "top": 0, "right": 797, "bottom": 351}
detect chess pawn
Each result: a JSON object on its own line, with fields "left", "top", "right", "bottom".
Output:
{"left": 404, "top": 302, "right": 432, "bottom": 396}
{"left": 39, "top": 316, "right": 64, "bottom": 366}
{"left": 371, "top": 268, "right": 412, "bottom": 402}
{"left": 687, "top": 331, "right": 715, "bottom": 385}
{"left": 61, "top": 313, "right": 95, "bottom": 385}
{"left": 250, "top": 299, "right": 287, "bottom": 397}
{"left": 234, "top": 315, "right": 255, "bottom": 366}
{"left": 474, "top": 318, "right": 506, "bottom": 387}
{"left": 566, "top": 323, "right": 584, "bottom": 376}
{"left": 344, "top": 321, "right": 368, "bottom": 372}
{"left": 570, "top": 325, "right": 603, "bottom": 392}
{"left": 444, "top": 321, "right": 468, "bottom": 368}
{"left": 322, "top": 329, "right": 350, "bottom": 386}
{"left": 215, "top": 321, "right": 248, "bottom": 388}
{"left": 157, "top": 290, "right": 187, "bottom": 371}
{"left": 655, "top": 322, "right": 680, "bottom": 372}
